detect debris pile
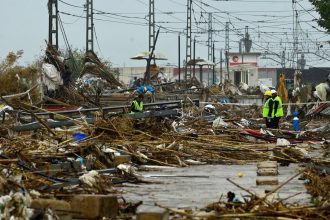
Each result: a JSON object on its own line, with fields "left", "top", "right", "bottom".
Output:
{"left": 0, "top": 49, "right": 330, "bottom": 218}
{"left": 78, "top": 50, "right": 123, "bottom": 91}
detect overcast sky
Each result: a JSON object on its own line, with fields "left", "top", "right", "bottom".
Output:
{"left": 0, "top": 0, "right": 328, "bottom": 68}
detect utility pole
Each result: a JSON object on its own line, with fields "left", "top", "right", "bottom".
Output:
{"left": 185, "top": 0, "right": 192, "bottom": 80}
{"left": 225, "top": 22, "right": 230, "bottom": 80}
{"left": 86, "top": 0, "right": 94, "bottom": 52}
{"left": 281, "top": 50, "right": 286, "bottom": 69}
{"left": 292, "top": 0, "right": 298, "bottom": 69}
{"left": 208, "top": 13, "right": 213, "bottom": 62}
{"left": 149, "top": 0, "right": 155, "bottom": 52}
{"left": 208, "top": 13, "right": 213, "bottom": 85}
{"left": 48, "top": 0, "right": 58, "bottom": 49}
{"left": 193, "top": 37, "right": 196, "bottom": 77}
{"left": 178, "top": 34, "right": 181, "bottom": 82}
{"left": 225, "top": 51, "right": 229, "bottom": 80}
{"left": 212, "top": 42, "right": 215, "bottom": 84}
{"left": 220, "top": 49, "right": 223, "bottom": 84}
{"left": 144, "top": 28, "right": 160, "bottom": 84}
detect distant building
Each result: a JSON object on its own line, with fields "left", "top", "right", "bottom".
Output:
{"left": 228, "top": 52, "right": 261, "bottom": 86}
{"left": 276, "top": 68, "right": 330, "bottom": 86}
{"left": 115, "top": 64, "right": 330, "bottom": 89}
{"left": 172, "top": 67, "right": 219, "bottom": 84}
{"left": 116, "top": 67, "right": 146, "bottom": 85}
{"left": 116, "top": 66, "right": 175, "bottom": 85}
{"left": 258, "top": 67, "right": 277, "bottom": 87}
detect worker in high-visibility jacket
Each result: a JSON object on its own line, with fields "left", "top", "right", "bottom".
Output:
{"left": 130, "top": 94, "right": 144, "bottom": 114}
{"left": 262, "top": 90, "right": 273, "bottom": 128}
{"left": 270, "top": 89, "right": 284, "bottom": 129}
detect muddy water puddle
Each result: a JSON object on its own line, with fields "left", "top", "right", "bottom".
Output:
{"left": 121, "top": 164, "right": 310, "bottom": 209}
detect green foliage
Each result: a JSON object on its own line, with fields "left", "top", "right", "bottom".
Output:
{"left": 60, "top": 48, "right": 85, "bottom": 80}
{"left": 0, "top": 51, "right": 39, "bottom": 97}
{"left": 30, "top": 47, "right": 84, "bottom": 81}
{"left": 60, "top": 48, "right": 112, "bottom": 81}
{"left": 0, "top": 50, "right": 23, "bottom": 74}
{"left": 310, "top": 0, "right": 330, "bottom": 33}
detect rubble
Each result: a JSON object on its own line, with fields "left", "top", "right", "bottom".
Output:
{"left": 0, "top": 97, "right": 328, "bottom": 218}
{"left": 0, "top": 50, "right": 330, "bottom": 218}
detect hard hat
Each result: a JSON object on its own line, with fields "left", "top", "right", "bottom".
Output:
{"left": 204, "top": 104, "right": 215, "bottom": 109}
{"left": 313, "top": 91, "right": 320, "bottom": 99}
{"left": 270, "top": 89, "right": 277, "bottom": 94}
{"left": 264, "top": 90, "right": 272, "bottom": 96}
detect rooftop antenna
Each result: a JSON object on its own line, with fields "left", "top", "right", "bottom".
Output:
{"left": 244, "top": 26, "right": 252, "bottom": 53}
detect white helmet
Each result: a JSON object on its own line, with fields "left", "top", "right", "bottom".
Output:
{"left": 313, "top": 91, "right": 320, "bottom": 99}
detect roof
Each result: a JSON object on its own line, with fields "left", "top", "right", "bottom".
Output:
{"left": 228, "top": 52, "right": 262, "bottom": 56}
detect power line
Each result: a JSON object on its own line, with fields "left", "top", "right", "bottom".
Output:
{"left": 58, "top": 0, "right": 84, "bottom": 9}
{"left": 93, "top": 25, "right": 103, "bottom": 57}
{"left": 56, "top": 0, "right": 329, "bottom": 68}
{"left": 59, "top": 11, "right": 147, "bottom": 26}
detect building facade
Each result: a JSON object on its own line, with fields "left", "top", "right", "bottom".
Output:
{"left": 116, "top": 64, "right": 329, "bottom": 88}
{"left": 228, "top": 52, "right": 261, "bottom": 86}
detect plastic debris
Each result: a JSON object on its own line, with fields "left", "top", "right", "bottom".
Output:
{"left": 276, "top": 138, "right": 291, "bottom": 146}
{"left": 212, "top": 117, "right": 228, "bottom": 128}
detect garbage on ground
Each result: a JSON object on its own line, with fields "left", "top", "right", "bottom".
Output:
{"left": 276, "top": 138, "right": 291, "bottom": 146}
{"left": 0, "top": 51, "right": 330, "bottom": 219}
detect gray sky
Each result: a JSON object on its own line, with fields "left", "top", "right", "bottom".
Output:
{"left": 0, "top": 0, "right": 329, "bottom": 68}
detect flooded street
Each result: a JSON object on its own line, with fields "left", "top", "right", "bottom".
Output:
{"left": 122, "top": 163, "right": 311, "bottom": 209}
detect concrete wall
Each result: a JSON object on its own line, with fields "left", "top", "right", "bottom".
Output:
{"left": 237, "top": 95, "right": 263, "bottom": 105}
{"left": 117, "top": 66, "right": 176, "bottom": 85}
{"left": 258, "top": 68, "right": 277, "bottom": 87}
{"left": 116, "top": 65, "right": 329, "bottom": 89}
{"left": 228, "top": 65, "right": 259, "bottom": 87}
{"left": 117, "top": 67, "right": 146, "bottom": 85}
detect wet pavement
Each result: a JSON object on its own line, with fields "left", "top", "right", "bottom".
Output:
{"left": 121, "top": 163, "right": 311, "bottom": 209}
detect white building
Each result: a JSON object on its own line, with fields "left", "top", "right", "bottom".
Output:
{"left": 115, "top": 66, "right": 146, "bottom": 85}
{"left": 228, "top": 52, "right": 261, "bottom": 86}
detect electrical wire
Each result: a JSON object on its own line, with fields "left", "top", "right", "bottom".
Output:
{"left": 59, "top": 11, "right": 148, "bottom": 26}
{"left": 58, "top": 14, "right": 79, "bottom": 73}
{"left": 56, "top": 0, "right": 329, "bottom": 69}
{"left": 58, "top": 0, "right": 84, "bottom": 9}
{"left": 93, "top": 25, "right": 104, "bottom": 58}
{"left": 192, "top": 0, "right": 328, "bottom": 68}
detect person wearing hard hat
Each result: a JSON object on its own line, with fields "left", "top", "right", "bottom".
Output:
{"left": 262, "top": 90, "right": 273, "bottom": 128}
{"left": 130, "top": 94, "right": 144, "bottom": 114}
{"left": 270, "top": 89, "right": 284, "bottom": 129}
{"left": 134, "top": 85, "right": 156, "bottom": 103}
{"left": 314, "top": 81, "right": 330, "bottom": 102}
{"left": 313, "top": 90, "right": 322, "bottom": 101}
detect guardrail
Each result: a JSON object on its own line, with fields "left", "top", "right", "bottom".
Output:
{"left": 5, "top": 99, "right": 200, "bottom": 130}
{"left": 11, "top": 109, "right": 181, "bottom": 132}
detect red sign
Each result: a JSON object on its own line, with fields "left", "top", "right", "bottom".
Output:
{"left": 232, "top": 55, "right": 239, "bottom": 63}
